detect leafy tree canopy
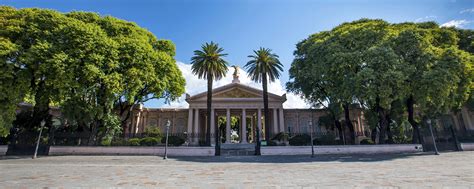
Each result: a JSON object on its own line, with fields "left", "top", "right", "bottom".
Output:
{"left": 0, "top": 6, "right": 185, "bottom": 138}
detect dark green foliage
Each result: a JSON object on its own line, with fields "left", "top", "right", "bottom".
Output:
{"left": 313, "top": 133, "right": 339, "bottom": 145}
{"left": 139, "top": 137, "right": 161, "bottom": 146}
{"left": 267, "top": 140, "right": 278, "bottom": 146}
{"left": 128, "top": 138, "right": 141, "bottom": 146}
{"left": 360, "top": 139, "right": 375, "bottom": 145}
{"left": 289, "top": 134, "right": 311, "bottom": 146}
{"left": 161, "top": 136, "right": 185, "bottom": 146}
{"left": 271, "top": 132, "right": 289, "bottom": 141}
{"left": 110, "top": 138, "right": 127, "bottom": 146}
{"left": 144, "top": 127, "right": 162, "bottom": 138}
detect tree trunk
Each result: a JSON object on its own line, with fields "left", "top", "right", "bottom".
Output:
{"left": 262, "top": 73, "right": 271, "bottom": 142}
{"left": 407, "top": 96, "right": 423, "bottom": 144}
{"left": 334, "top": 119, "right": 345, "bottom": 145}
{"left": 386, "top": 113, "right": 394, "bottom": 144}
{"left": 371, "top": 127, "right": 378, "bottom": 144}
{"left": 376, "top": 97, "right": 389, "bottom": 144}
{"left": 30, "top": 80, "right": 51, "bottom": 130}
{"left": 343, "top": 103, "right": 355, "bottom": 144}
{"left": 119, "top": 104, "right": 133, "bottom": 135}
{"left": 206, "top": 73, "right": 213, "bottom": 147}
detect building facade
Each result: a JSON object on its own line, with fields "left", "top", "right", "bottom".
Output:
{"left": 125, "top": 71, "right": 368, "bottom": 145}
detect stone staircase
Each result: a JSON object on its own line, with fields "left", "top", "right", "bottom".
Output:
{"left": 220, "top": 144, "right": 255, "bottom": 156}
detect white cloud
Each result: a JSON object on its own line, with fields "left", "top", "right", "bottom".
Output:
{"left": 415, "top": 15, "right": 437, "bottom": 22}
{"left": 441, "top": 20, "right": 471, "bottom": 28}
{"left": 160, "top": 61, "right": 309, "bottom": 109}
{"left": 460, "top": 8, "right": 474, "bottom": 14}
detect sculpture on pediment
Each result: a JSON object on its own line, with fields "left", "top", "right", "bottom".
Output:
{"left": 232, "top": 65, "right": 240, "bottom": 83}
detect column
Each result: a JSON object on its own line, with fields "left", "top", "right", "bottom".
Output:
{"left": 452, "top": 113, "right": 461, "bottom": 131}
{"left": 226, "top": 108, "right": 231, "bottom": 143}
{"left": 135, "top": 111, "right": 141, "bottom": 134}
{"left": 296, "top": 110, "right": 300, "bottom": 133}
{"left": 273, "top": 108, "right": 278, "bottom": 135}
{"left": 462, "top": 107, "right": 473, "bottom": 130}
{"left": 194, "top": 109, "right": 199, "bottom": 144}
{"left": 187, "top": 108, "right": 193, "bottom": 144}
{"left": 257, "top": 108, "right": 262, "bottom": 141}
{"left": 210, "top": 108, "right": 215, "bottom": 145}
{"left": 241, "top": 109, "right": 247, "bottom": 143}
{"left": 250, "top": 115, "right": 255, "bottom": 143}
{"left": 279, "top": 108, "right": 285, "bottom": 133}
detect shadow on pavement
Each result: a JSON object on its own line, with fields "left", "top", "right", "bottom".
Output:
{"left": 170, "top": 152, "right": 438, "bottom": 164}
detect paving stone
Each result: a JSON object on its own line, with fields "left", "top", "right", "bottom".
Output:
{"left": 0, "top": 152, "right": 473, "bottom": 188}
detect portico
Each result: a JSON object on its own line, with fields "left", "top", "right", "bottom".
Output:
{"left": 185, "top": 81, "right": 287, "bottom": 145}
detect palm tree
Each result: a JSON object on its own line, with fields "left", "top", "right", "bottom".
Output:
{"left": 191, "top": 42, "right": 228, "bottom": 156}
{"left": 245, "top": 47, "right": 283, "bottom": 155}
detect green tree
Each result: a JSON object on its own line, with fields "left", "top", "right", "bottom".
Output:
{"left": 191, "top": 42, "right": 228, "bottom": 155}
{"left": 0, "top": 7, "right": 185, "bottom": 143}
{"left": 288, "top": 19, "right": 391, "bottom": 144}
{"left": 66, "top": 12, "right": 185, "bottom": 135}
{"left": 0, "top": 7, "right": 95, "bottom": 136}
{"left": 391, "top": 25, "right": 472, "bottom": 143}
{"left": 288, "top": 19, "right": 473, "bottom": 145}
{"left": 245, "top": 47, "right": 283, "bottom": 154}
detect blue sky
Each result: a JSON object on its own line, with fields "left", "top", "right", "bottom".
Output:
{"left": 2, "top": 0, "right": 473, "bottom": 108}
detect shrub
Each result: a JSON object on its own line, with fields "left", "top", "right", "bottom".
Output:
{"left": 267, "top": 140, "right": 278, "bottom": 146}
{"left": 360, "top": 139, "right": 375, "bottom": 145}
{"left": 144, "top": 127, "right": 162, "bottom": 138}
{"left": 111, "top": 138, "right": 127, "bottom": 146}
{"left": 128, "top": 138, "right": 141, "bottom": 146}
{"left": 313, "top": 133, "right": 338, "bottom": 145}
{"left": 140, "top": 137, "right": 160, "bottom": 146}
{"left": 100, "top": 139, "right": 111, "bottom": 146}
{"left": 272, "top": 132, "right": 289, "bottom": 141}
{"left": 198, "top": 140, "right": 207, "bottom": 146}
{"left": 161, "top": 136, "right": 185, "bottom": 146}
{"left": 289, "top": 134, "right": 311, "bottom": 146}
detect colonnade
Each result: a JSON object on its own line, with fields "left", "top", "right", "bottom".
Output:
{"left": 186, "top": 107, "right": 285, "bottom": 145}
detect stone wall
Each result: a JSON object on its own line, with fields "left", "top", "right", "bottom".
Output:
{"left": 0, "top": 145, "right": 7, "bottom": 156}
{"left": 49, "top": 146, "right": 214, "bottom": 156}
{"left": 127, "top": 108, "right": 188, "bottom": 135}
{"left": 261, "top": 144, "right": 423, "bottom": 155}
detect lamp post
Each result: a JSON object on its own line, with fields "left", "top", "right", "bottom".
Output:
{"left": 309, "top": 119, "right": 315, "bottom": 158}
{"left": 163, "top": 120, "right": 171, "bottom": 160}
{"left": 33, "top": 120, "right": 45, "bottom": 159}
{"left": 427, "top": 119, "right": 439, "bottom": 155}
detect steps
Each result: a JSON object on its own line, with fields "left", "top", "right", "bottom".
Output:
{"left": 220, "top": 144, "right": 255, "bottom": 156}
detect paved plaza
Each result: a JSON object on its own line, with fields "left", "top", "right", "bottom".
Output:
{"left": 0, "top": 152, "right": 473, "bottom": 188}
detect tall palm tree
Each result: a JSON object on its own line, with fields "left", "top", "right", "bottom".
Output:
{"left": 191, "top": 42, "right": 228, "bottom": 156}
{"left": 245, "top": 47, "right": 283, "bottom": 155}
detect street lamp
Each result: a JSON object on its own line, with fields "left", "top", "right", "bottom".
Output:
{"left": 163, "top": 120, "right": 171, "bottom": 160}
{"left": 427, "top": 119, "right": 439, "bottom": 155}
{"left": 309, "top": 119, "right": 315, "bottom": 158}
{"left": 33, "top": 120, "right": 45, "bottom": 159}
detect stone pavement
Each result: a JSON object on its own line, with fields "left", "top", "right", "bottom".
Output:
{"left": 0, "top": 152, "right": 473, "bottom": 188}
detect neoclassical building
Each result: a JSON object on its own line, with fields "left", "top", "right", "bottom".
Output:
{"left": 125, "top": 69, "right": 474, "bottom": 145}
{"left": 125, "top": 69, "right": 368, "bottom": 145}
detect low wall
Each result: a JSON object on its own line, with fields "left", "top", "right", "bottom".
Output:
{"left": 0, "top": 145, "right": 7, "bottom": 156}
{"left": 49, "top": 146, "right": 215, "bottom": 156}
{"left": 261, "top": 144, "right": 423, "bottom": 155}
{"left": 460, "top": 143, "right": 474, "bottom": 151}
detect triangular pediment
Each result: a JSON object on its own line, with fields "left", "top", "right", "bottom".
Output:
{"left": 186, "top": 82, "right": 286, "bottom": 103}
{"left": 214, "top": 88, "right": 261, "bottom": 98}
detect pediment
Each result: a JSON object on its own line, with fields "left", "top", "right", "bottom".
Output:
{"left": 214, "top": 88, "right": 261, "bottom": 98}
{"left": 186, "top": 83, "right": 286, "bottom": 103}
